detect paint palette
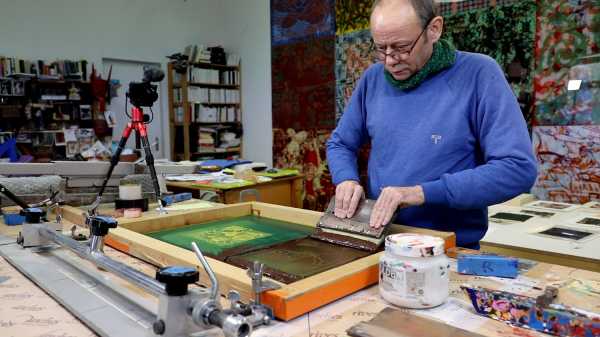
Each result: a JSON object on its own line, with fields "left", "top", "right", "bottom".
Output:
{"left": 462, "top": 285, "right": 600, "bottom": 337}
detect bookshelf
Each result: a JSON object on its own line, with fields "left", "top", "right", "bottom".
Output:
{"left": 168, "top": 61, "right": 242, "bottom": 161}
{"left": 0, "top": 56, "right": 106, "bottom": 160}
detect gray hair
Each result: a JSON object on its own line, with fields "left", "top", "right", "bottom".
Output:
{"left": 371, "top": 0, "right": 439, "bottom": 28}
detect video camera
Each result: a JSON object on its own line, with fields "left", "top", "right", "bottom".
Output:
{"left": 127, "top": 66, "right": 164, "bottom": 108}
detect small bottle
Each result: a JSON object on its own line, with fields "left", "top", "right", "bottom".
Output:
{"left": 379, "top": 233, "right": 450, "bottom": 308}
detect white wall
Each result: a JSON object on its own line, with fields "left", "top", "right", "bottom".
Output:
{"left": 0, "top": 0, "right": 229, "bottom": 159}
{"left": 221, "top": 0, "right": 273, "bottom": 166}
{"left": 0, "top": 0, "right": 274, "bottom": 164}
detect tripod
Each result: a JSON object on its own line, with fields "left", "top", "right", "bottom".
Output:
{"left": 90, "top": 105, "right": 166, "bottom": 215}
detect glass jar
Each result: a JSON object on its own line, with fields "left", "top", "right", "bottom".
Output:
{"left": 379, "top": 233, "right": 450, "bottom": 308}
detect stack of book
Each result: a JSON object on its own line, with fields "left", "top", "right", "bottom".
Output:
{"left": 0, "top": 56, "right": 87, "bottom": 80}
{"left": 198, "top": 128, "right": 216, "bottom": 152}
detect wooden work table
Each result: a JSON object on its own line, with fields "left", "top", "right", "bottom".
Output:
{"left": 1, "top": 212, "right": 600, "bottom": 337}
{"left": 481, "top": 195, "right": 600, "bottom": 273}
{"left": 167, "top": 174, "right": 304, "bottom": 208}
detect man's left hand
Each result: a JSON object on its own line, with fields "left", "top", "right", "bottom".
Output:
{"left": 369, "top": 186, "right": 425, "bottom": 228}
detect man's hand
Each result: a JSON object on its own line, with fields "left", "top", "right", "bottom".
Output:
{"left": 334, "top": 180, "right": 364, "bottom": 218}
{"left": 369, "top": 186, "right": 425, "bottom": 228}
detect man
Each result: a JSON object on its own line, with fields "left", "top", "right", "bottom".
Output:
{"left": 326, "top": 0, "right": 537, "bottom": 249}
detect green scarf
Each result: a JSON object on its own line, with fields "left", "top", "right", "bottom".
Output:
{"left": 384, "top": 39, "right": 456, "bottom": 91}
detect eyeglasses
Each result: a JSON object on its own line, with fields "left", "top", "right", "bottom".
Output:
{"left": 372, "top": 19, "right": 432, "bottom": 61}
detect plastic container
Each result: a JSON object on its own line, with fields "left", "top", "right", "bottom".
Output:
{"left": 3, "top": 212, "right": 25, "bottom": 226}
{"left": 379, "top": 233, "right": 450, "bottom": 308}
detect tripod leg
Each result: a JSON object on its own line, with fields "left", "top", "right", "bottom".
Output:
{"left": 139, "top": 133, "right": 166, "bottom": 214}
{"left": 90, "top": 127, "right": 131, "bottom": 214}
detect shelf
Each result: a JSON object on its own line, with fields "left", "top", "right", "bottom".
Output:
{"left": 0, "top": 76, "right": 89, "bottom": 84}
{"left": 191, "top": 62, "right": 239, "bottom": 71}
{"left": 199, "top": 102, "right": 239, "bottom": 106}
{"left": 35, "top": 79, "right": 89, "bottom": 84}
{"left": 192, "top": 147, "right": 241, "bottom": 155}
{"left": 176, "top": 102, "right": 239, "bottom": 107}
{"left": 188, "top": 82, "right": 239, "bottom": 89}
{"left": 191, "top": 121, "right": 241, "bottom": 125}
{"left": 2, "top": 130, "right": 64, "bottom": 134}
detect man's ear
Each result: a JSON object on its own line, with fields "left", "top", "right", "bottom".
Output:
{"left": 428, "top": 16, "right": 444, "bottom": 43}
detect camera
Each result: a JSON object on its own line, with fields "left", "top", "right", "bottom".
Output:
{"left": 127, "top": 66, "right": 164, "bottom": 108}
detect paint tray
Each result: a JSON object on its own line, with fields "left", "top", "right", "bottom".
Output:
{"left": 311, "top": 198, "right": 392, "bottom": 251}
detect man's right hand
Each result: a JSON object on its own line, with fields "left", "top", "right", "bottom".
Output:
{"left": 334, "top": 180, "right": 364, "bottom": 218}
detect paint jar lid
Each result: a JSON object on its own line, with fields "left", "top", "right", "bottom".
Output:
{"left": 385, "top": 233, "right": 445, "bottom": 258}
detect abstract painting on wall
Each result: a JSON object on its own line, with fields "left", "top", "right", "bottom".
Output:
{"left": 272, "top": 37, "right": 336, "bottom": 130}
{"left": 532, "top": 126, "right": 600, "bottom": 203}
{"left": 273, "top": 128, "right": 335, "bottom": 211}
{"left": 335, "top": 29, "right": 375, "bottom": 121}
{"left": 335, "top": 0, "right": 373, "bottom": 35}
{"left": 533, "top": 0, "right": 600, "bottom": 125}
{"left": 271, "top": 0, "right": 335, "bottom": 46}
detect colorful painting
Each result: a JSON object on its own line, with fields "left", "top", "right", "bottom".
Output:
{"left": 335, "top": 0, "right": 373, "bottom": 35}
{"left": 271, "top": 0, "right": 335, "bottom": 46}
{"left": 531, "top": 126, "right": 600, "bottom": 204}
{"left": 439, "top": 0, "right": 521, "bottom": 15}
{"left": 335, "top": 29, "right": 376, "bottom": 120}
{"left": 463, "top": 285, "right": 600, "bottom": 337}
{"left": 443, "top": 1, "right": 537, "bottom": 129}
{"left": 273, "top": 128, "right": 335, "bottom": 211}
{"left": 272, "top": 37, "right": 336, "bottom": 130}
{"left": 533, "top": 0, "right": 600, "bottom": 125}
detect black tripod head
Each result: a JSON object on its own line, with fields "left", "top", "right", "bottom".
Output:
{"left": 128, "top": 66, "right": 164, "bottom": 108}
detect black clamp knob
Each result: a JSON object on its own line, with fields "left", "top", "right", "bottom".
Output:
{"left": 86, "top": 215, "right": 118, "bottom": 236}
{"left": 20, "top": 208, "right": 46, "bottom": 224}
{"left": 156, "top": 266, "right": 199, "bottom": 296}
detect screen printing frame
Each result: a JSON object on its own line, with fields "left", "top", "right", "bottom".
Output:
{"left": 60, "top": 202, "right": 456, "bottom": 321}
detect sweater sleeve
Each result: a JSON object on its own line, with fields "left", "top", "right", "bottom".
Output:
{"left": 421, "top": 59, "right": 538, "bottom": 209}
{"left": 326, "top": 71, "right": 370, "bottom": 185}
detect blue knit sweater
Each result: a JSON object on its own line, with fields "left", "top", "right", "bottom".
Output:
{"left": 327, "top": 51, "right": 537, "bottom": 247}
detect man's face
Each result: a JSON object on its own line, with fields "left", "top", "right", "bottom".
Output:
{"left": 371, "top": 4, "right": 437, "bottom": 81}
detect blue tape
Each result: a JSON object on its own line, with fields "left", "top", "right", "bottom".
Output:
{"left": 162, "top": 193, "right": 193, "bottom": 206}
{"left": 458, "top": 254, "right": 519, "bottom": 278}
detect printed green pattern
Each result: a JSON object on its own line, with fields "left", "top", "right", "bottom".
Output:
{"left": 147, "top": 215, "right": 313, "bottom": 257}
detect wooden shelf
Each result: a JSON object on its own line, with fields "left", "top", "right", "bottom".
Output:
{"left": 168, "top": 61, "right": 243, "bottom": 161}
{"left": 191, "top": 121, "right": 241, "bottom": 126}
{"left": 192, "top": 147, "right": 241, "bottom": 155}
{"left": 199, "top": 102, "right": 239, "bottom": 106}
{"left": 188, "top": 82, "right": 239, "bottom": 89}
{"left": 191, "top": 62, "right": 239, "bottom": 71}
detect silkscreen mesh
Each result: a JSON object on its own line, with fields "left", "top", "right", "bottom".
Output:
{"left": 147, "top": 215, "right": 313, "bottom": 257}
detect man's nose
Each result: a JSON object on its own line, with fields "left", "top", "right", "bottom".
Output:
{"left": 385, "top": 55, "right": 398, "bottom": 67}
